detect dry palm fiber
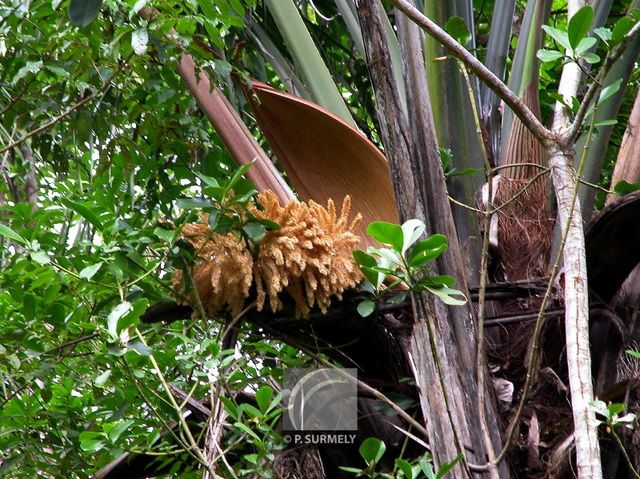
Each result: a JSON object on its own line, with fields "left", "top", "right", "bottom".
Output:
{"left": 172, "top": 190, "right": 362, "bottom": 318}
{"left": 273, "top": 446, "right": 325, "bottom": 479}
{"left": 495, "top": 83, "right": 553, "bottom": 280}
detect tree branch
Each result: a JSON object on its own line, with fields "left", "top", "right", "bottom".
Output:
{"left": 0, "top": 58, "right": 131, "bottom": 155}
{"left": 390, "top": 0, "right": 554, "bottom": 143}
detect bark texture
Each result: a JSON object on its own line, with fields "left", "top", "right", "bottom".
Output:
{"left": 547, "top": 142, "right": 602, "bottom": 479}
{"left": 356, "top": 1, "right": 509, "bottom": 476}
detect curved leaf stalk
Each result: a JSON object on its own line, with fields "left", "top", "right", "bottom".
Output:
{"left": 422, "top": 0, "right": 484, "bottom": 280}
{"left": 479, "top": 0, "right": 516, "bottom": 160}
{"left": 499, "top": 0, "right": 551, "bottom": 164}
{"left": 576, "top": 0, "right": 640, "bottom": 222}
{"left": 244, "top": 16, "right": 311, "bottom": 96}
{"left": 264, "top": 0, "right": 355, "bottom": 126}
{"left": 459, "top": 61, "right": 501, "bottom": 479}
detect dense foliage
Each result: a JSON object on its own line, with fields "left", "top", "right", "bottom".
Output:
{"left": 3, "top": 0, "right": 640, "bottom": 477}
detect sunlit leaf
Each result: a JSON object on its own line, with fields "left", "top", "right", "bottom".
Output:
{"left": 567, "top": 5, "right": 593, "bottom": 50}
{"left": 0, "top": 225, "right": 27, "bottom": 245}
{"left": 367, "top": 221, "right": 403, "bottom": 251}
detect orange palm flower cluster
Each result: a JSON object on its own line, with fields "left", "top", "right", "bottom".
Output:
{"left": 172, "top": 190, "right": 362, "bottom": 318}
{"left": 251, "top": 190, "right": 362, "bottom": 317}
{"left": 172, "top": 223, "right": 253, "bottom": 317}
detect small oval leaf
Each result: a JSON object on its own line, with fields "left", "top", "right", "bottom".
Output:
{"left": 568, "top": 5, "right": 593, "bottom": 50}
{"left": 68, "top": 0, "right": 103, "bottom": 27}
{"left": 359, "top": 437, "right": 386, "bottom": 464}
{"left": 367, "top": 221, "right": 403, "bottom": 251}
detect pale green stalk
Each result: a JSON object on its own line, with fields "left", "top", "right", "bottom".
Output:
{"left": 499, "top": 0, "right": 550, "bottom": 162}
{"left": 576, "top": 0, "right": 640, "bottom": 221}
{"left": 423, "top": 0, "right": 482, "bottom": 279}
{"left": 265, "top": 0, "right": 355, "bottom": 126}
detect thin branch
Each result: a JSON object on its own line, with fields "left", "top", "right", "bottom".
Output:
{"left": 0, "top": 57, "right": 131, "bottom": 155}
{"left": 459, "top": 60, "right": 499, "bottom": 479}
{"left": 566, "top": 19, "right": 640, "bottom": 142}
{"left": 0, "top": 80, "right": 31, "bottom": 117}
{"left": 390, "top": 0, "right": 554, "bottom": 143}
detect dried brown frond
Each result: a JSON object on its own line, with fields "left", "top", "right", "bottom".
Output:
{"left": 251, "top": 190, "right": 363, "bottom": 317}
{"left": 172, "top": 218, "right": 253, "bottom": 317}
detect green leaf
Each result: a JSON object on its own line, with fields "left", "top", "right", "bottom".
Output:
{"left": 599, "top": 78, "right": 622, "bottom": 105}
{"left": 444, "top": 16, "right": 471, "bottom": 46}
{"left": 567, "top": 5, "right": 593, "bottom": 50}
{"left": 594, "top": 26, "right": 611, "bottom": 43}
{"left": 612, "top": 16, "right": 635, "bottom": 43}
{"left": 536, "top": 49, "right": 564, "bottom": 63}
{"left": 395, "top": 458, "right": 414, "bottom": 479}
{"left": 575, "top": 37, "right": 596, "bottom": 56}
{"left": 613, "top": 180, "right": 640, "bottom": 195}
{"left": 436, "top": 454, "right": 463, "bottom": 479}
{"left": 44, "top": 65, "right": 70, "bottom": 78}
{"left": 95, "top": 369, "right": 111, "bottom": 386}
{"left": 426, "top": 275, "right": 457, "bottom": 287}
{"left": 582, "top": 53, "right": 601, "bottom": 64}
{"left": 367, "top": 246, "right": 402, "bottom": 265}
{"left": 79, "top": 431, "right": 106, "bottom": 451}
{"left": 408, "top": 235, "right": 448, "bottom": 267}
{"left": 107, "top": 301, "right": 133, "bottom": 340}
{"left": 0, "top": 224, "right": 27, "bottom": 245}
{"left": 339, "top": 466, "right": 364, "bottom": 474}
{"left": 128, "top": 341, "right": 152, "bottom": 356}
{"left": 626, "top": 349, "right": 640, "bottom": 358}
{"left": 400, "top": 219, "right": 425, "bottom": 254}
{"left": 79, "top": 263, "right": 102, "bottom": 280}
{"left": 425, "top": 286, "right": 467, "bottom": 306}
{"left": 176, "top": 197, "right": 213, "bottom": 209}
{"left": 131, "top": 28, "right": 148, "bottom": 55}
{"left": 227, "top": 162, "right": 254, "bottom": 191}
{"left": 243, "top": 222, "right": 266, "bottom": 245}
{"left": 357, "top": 300, "right": 375, "bottom": 317}
{"left": 68, "top": 0, "right": 103, "bottom": 27}
{"left": 154, "top": 227, "right": 174, "bottom": 242}
{"left": 195, "top": 172, "right": 219, "bottom": 188}
{"left": 594, "top": 119, "right": 617, "bottom": 127}
{"left": 61, "top": 198, "right": 104, "bottom": 232}
{"left": 359, "top": 437, "right": 386, "bottom": 465}
{"left": 420, "top": 456, "right": 437, "bottom": 479}
{"left": 234, "top": 421, "right": 261, "bottom": 441}
{"left": 353, "top": 250, "right": 381, "bottom": 288}
{"left": 256, "top": 385, "right": 273, "bottom": 413}
{"left": 542, "top": 25, "right": 571, "bottom": 51}
{"left": 203, "top": 186, "right": 226, "bottom": 202}
{"left": 367, "top": 221, "right": 403, "bottom": 251}
{"left": 121, "top": 298, "right": 149, "bottom": 332}
{"left": 220, "top": 397, "right": 239, "bottom": 419}
{"left": 30, "top": 250, "right": 51, "bottom": 265}
{"left": 107, "top": 419, "right": 134, "bottom": 442}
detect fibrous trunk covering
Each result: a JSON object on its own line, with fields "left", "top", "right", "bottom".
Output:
{"left": 496, "top": 84, "right": 553, "bottom": 280}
